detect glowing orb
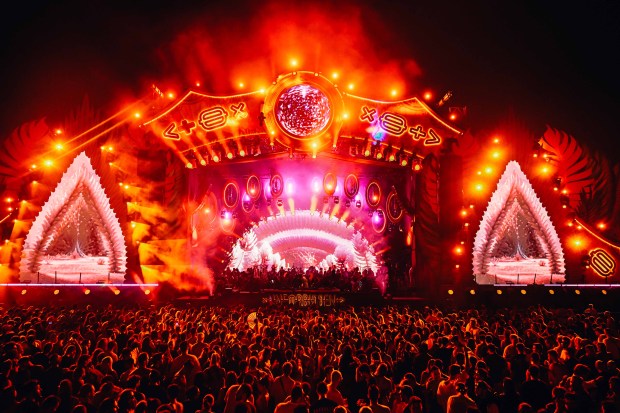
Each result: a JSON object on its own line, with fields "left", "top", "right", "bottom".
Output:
{"left": 275, "top": 84, "right": 331, "bottom": 138}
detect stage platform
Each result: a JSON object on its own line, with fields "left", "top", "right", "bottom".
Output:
{"left": 2, "top": 283, "right": 619, "bottom": 309}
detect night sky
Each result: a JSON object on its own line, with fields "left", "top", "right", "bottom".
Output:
{"left": 1, "top": 0, "right": 619, "bottom": 156}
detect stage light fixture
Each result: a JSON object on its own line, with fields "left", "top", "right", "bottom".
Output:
{"left": 345, "top": 199, "right": 351, "bottom": 208}
{"left": 575, "top": 289, "right": 581, "bottom": 295}
{"left": 21, "top": 289, "right": 27, "bottom": 295}
{"left": 144, "top": 289, "right": 151, "bottom": 295}
{"left": 602, "top": 289, "right": 608, "bottom": 295}
{"left": 277, "top": 199, "right": 283, "bottom": 207}
{"left": 549, "top": 289, "right": 555, "bottom": 295}
{"left": 84, "top": 289, "right": 91, "bottom": 295}
{"left": 520, "top": 289, "right": 527, "bottom": 295}
{"left": 356, "top": 200, "right": 362, "bottom": 208}
{"left": 54, "top": 289, "right": 60, "bottom": 295}
{"left": 469, "top": 289, "right": 476, "bottom": 295}
{"left": 496, "top": 289, "right": 502, "bottom": 295}
{"left": 324, "top": 197, "right": 329, "bottom": 204}
{"left": 448, "top": 289, "right": 454, "bottom": 295}
{"left": 334, "top": 196, "right": 339, "bottom": 204}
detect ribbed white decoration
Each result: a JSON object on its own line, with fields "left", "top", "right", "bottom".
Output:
{"left": 20, "top": 152, "right": 127, "bottom": 281}
{"left": 473, "top": 161, "right": 565, "bottom": 283}
{"left": 229, "top": 210, "right": 378, "bottom": 272}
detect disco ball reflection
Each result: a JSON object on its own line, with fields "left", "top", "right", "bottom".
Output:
{"left": 275, "top": 84, "right": 332, "bottom": 138}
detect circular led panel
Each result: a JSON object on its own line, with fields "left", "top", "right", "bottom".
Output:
{"left": 275, "top": 84, "right": 332, "bottom": 138}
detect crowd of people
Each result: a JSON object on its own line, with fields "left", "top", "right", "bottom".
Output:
{"left": 216, "top": 266, "right": 384, "bottom": 293}
{"left": 0, "top": 301, "right": 619, "bottom": 413}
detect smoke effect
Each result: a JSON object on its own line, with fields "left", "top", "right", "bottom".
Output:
{"left": 150, "top": 0, "right": 422, "bottom": 99}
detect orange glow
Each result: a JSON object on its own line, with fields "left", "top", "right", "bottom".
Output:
{"left": 476, "top": 171, "right": 482, "bottom": 175}
{"left": 413, "top": 163, "right": 422, "bottom": 172}
{"left": 213, "top": 155, "right": 220, "bottom": 163}
{"left": 144, "top": 289, "right": 151, "bottom": 295}
{"left": 460, "top": 209, "right": 467, "bottom": 217}
{"left": 390, "top": 89, "right": 398, "bottom": 97}
{"left": 475, "top": 183, "right": 483, "bottom": 191}
{"left": 423, "top": 91, "right": 432, "bottom": 100}
{"left": 195, "top": 82, "right": 201, "bottom": 87}
{"left": 331, "top": 72, "right": 339, "bottom": 80}
{"left": 493, "top": 137, "right": 500, "bottom": 144}
{"left": 455, "top": 264, "right": 460, "bottom": 269}
{"left": 364, "top": 149, "right": 371, "bottom": 157}
{"left": 31, "top": 164, "right": 37, "bottom": 169}
{"left": 290, "top": 58, "right": 299, "bottom": 67}
{"left": 491, "top": 151, "right": 500, "bottom": 159}
{"left": 43, "top": 159, "right": 53, "bottom": 167}
{"left": 84, "top": 289, "right": 91, "bottom": 295}
{"left": 549, "top": 289, "right": 555, "bottom": 295}
{"left": 497, "top": 289, "right": 503, "bottom": 295}
{"left": 541, "top": 166, "right": 550, "bottom": 174}
{"left": 239, "top": 149, "right": 246, "bottom": 157}
{"left": 55, "top": 143, "right": 64, "bottom": 151}
{"left": 454, "top": 246, "right": 463, "bottom": 255}
{"left": 400, "top": 159, "right": 408, "bottom": 167}
{"left": 469, "top": 289, "right": 476, "bottom": 295}
{"left": 448, "top": 289, "right": 454, "bottom": 295}
{"left": 484, "top": 167, "right": 492, "bottom": 174}
{"left": 227, "top": 152, "right": 233, "bottom": 160}
{"left": 5, "top": 198, "right": 12, "bottom": 203}
{"left": 342, "top": 112, "right": 349, "bottom": 119}
{"left": 597, "top": 222, "right": 607, "bottom": 230}
{"left": 520, "top": 289, "right": 527, "bottom": 295}
{"left": 348, "top": 83, "right": 355, "bottom": 90}
{"left": 134, "top": 113, "right": 141, "bottom": 119}
{"left": 114, "top": 289, "right": 121, "bottom": 295}
{"left": 449, "top": 114, "right": 457, "bottom": 120}
{"left": 167, "top": 92, "right": 175, "bottom": 99}
{"left": 53, "top": 289, "right": 60, "bottom": 295}
{"left": 567, "top": 235, "right": 589, "bottom": 251}
{"left": 21, "top": 289, "right": 27, "bottom": 295}
{"left": 55, "top": 129, "right": 63, "bottom": 135}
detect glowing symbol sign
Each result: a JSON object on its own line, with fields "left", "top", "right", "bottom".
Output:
{"left": 230, "top": 102, "right": 248, "bottom": 119}
{"left": 589, "top": 248, "right": 616, "bottom": 277}
{"left": 379, "top": 113, "right": 407, "bottom": 136}
{"left": 199, "top": 107, "right": 228, "bottom": 131}
{"left": 359, "top": 106, "right": 443, "bottom": 146}
{"left": 163, "top": 123, "right": 181, "bottom": 140}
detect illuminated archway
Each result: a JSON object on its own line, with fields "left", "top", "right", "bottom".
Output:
{"left": 228, "top": 210, "right": 378, "bottom": 272}
{"left": 473, "top": 161, "right": 565, "bottom": 284}
{"left": 20, "top": 152, "right": 127, "bottom": 283}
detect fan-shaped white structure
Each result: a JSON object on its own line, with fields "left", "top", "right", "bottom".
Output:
{"left": 229, "top": 210, "right": 378, "bottom": 272}
{"left": 473, "top": 161, "right": 565, "bottom": 284}
{"left": 20, "top": 152, "right": 127, "bottom": 283}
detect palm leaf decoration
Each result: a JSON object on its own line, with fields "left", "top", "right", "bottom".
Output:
{"left": 539, "top": 126, "right": 616, "bottom": 223}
